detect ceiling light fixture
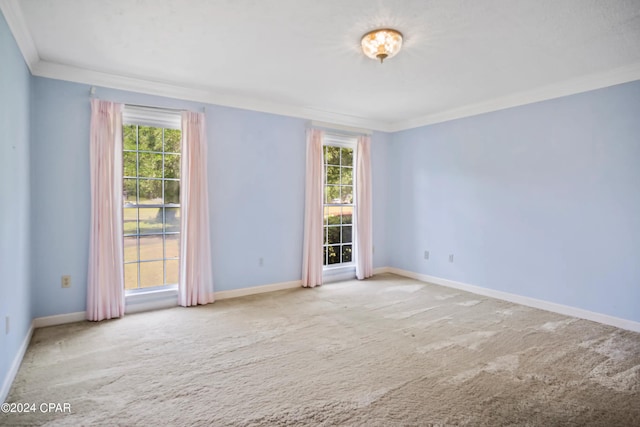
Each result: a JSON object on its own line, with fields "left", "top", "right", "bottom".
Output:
{"left": 361, "top": 28, "right": 403, "bottom": 63}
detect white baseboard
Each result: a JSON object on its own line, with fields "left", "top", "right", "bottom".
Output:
{"left": 383, "top": 267, "right": 640, "bottom": 333}
{"left": 27, "top": 271, "right": 640, "bottom": 333}
{"left": 32, "top": 312, "right": 86, "bottom": 328}
{"left": 29, "top": 281, "right": 304, "bottom": 328}
{"left": 215, "top": 280, "right": 301, "bottom": 300}
{"left": 1, "top": 323, "right": 34, "bottom": 403}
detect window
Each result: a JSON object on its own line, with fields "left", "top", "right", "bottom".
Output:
{"left": 122, "top": 111, "right": 181, "bottom": 291}
{"left": 323, "top": 135, "right": 356, "bottom": 266}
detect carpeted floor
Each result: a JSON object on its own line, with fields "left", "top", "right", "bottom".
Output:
{"left": 2, "top": 273, "right": 640, "bottom": 426}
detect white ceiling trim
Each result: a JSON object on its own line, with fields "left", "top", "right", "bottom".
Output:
{"left": 3, "top": 0, "right": 639, "bottom": 133}
{"left": 0, "top": 0, "right": 38, "bottom": 71}
{"left": 391, "top": 62, "right": 640, "bottom": 132}
{"left": 33, "top": 57, "right": 640, "bottom": 133}
{"left": 32, "top": 60, "right": 390, "bottom": 132}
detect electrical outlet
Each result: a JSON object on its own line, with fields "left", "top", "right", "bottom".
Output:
{"left": 449, "top": 254, "right": 454, "bottom": 263}
{"left": 259, "top": 257, "right": 264, "bottom": 267}
{"left": 61, "top": 275, "right": 71, "bottom": 288}
{"left": 5, "top": 316, "right": 9, "bottom": 335}
{"left": 424, "top": 250, "right": 429, "bottom": 260}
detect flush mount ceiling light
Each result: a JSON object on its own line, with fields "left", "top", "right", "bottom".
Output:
{"left": 361, "top": 28, "right": 403, "bottom": 63}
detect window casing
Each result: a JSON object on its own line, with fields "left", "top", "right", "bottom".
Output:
{"left": 323, "top": 134, "right": 357, "bottom": 267}
{"left": 122, "top": 107, "right": 181, "bottom": 291}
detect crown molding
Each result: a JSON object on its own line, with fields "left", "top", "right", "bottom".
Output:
{"left": 0, "top": 0, "right": 38, "bottom": 71}
{"left": 3, "top": 0, "right": 639, "bottom": 133}
{"left": 390, "top": 62, "right": 640, "bottom": 132}
{"left": 31, "top": 56, "right": 640, "bottom": 134}
{"left": 31, "top": 60, "right": 392, "bottom": 132}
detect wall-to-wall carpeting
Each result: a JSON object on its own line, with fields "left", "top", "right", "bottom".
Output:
{"left": 3, "top": 274, "right": 639, "bottom": 426}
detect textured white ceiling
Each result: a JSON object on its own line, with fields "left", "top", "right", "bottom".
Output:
{"left": 4, "top": 0, "right": 640, "bottom": 130}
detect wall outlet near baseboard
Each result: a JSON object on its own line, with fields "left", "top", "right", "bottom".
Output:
{"left": 424, "top": 250, "right": 429, "bottom": 260}
{"left": 449, "top": 254, "right": 454, "bottom": 263}
{"left": 259, "top": 257, "right": 264, "bottom": 267}
{"left": 61, "top": 275, "right": 71, "bottom": 288}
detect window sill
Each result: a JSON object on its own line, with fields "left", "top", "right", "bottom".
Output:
{"left": 323, "top": 264, "right": 356, "bottom": 283}
{"left": 125, "top": 285, "right": 178, "bottom": 314}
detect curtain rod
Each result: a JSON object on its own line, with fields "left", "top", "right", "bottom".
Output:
{"left": 90, "top": 86, "right": 205, "bottom": 113}
{"left": 124, "top": 103, "right": 186, "bottom": 113}
{"left": 125, "top": 103, "right": 207, "bottom": 114}
{"left": 309, "top": 120, "right": 373, "bottom": 135}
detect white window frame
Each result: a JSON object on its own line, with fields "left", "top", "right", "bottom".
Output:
{"left": 322, "top": 133, "right": 357, "bottom": 274}
{"left": 122, "top": 106, "right": 182, "bottom": 295}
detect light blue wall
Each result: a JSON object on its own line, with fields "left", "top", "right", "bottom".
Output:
{"left": 31, "top": 78, "right": 93, "bottom": 318}
{"left": 30, "top": 77, "right": 390, "bottom": 317}
{"left": 371, "top": 131, "right": 391, "bottom": 267}
{"left": 0, "top": 11, "right": 32, "bottom": 395}
{"left": 207, "top": 105, "right": 306, "bottom": 289}
{"left": 389, "top": 81, "right": 640, "bottom": 322}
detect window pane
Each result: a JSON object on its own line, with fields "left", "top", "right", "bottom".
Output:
{"left": 138, "top": 153, "right": 163, "bottom": 178}
{"left": 123, "top": 125, "right": 137, "bottom": 150}
{"left": 124, "top": 236, "right": 138, "bottom": 262}
{"left": 325, "top": 146, "right": 340, "bottom": 165}
{"left": 140, "top": 261, "right": 164, "bottom": 288}
{"left": 327, "top": 246, "right": 340, "bottom": 264}
{"left": 123, "top": 179, "right": 137, "bottom": 205}
{"left": 342, "top": 167, "right": 353, "bottom": 185}
{"left": 326, "top": 206, "right": 340, "bottom": 225}
{"left": 165, "top": 234, "right": 179, "bottom": 258}
{"left": 138, "top": 208, "right": 163, "bottom": 234}
{"left": 164, "top": 129, "right": 181, "bottom": 152}
{"left": 165, "top": 180, "right": 180, "bottom": 204}
{"left": 123, "top": 123, "right": 181, "bottom": 292}
{"left": 325, "top": 185, "right": 340, "bottom": 204}
{"left": 124, "top": 263, "right": 138, "bottom": 290}
{"left": 327, "top": 226, "right": 340, "bottom": 244}
{"left": 164, "top": 154, "right": 180, "bottom": 179}
{"left": 342, "top": 206, "right": 353, "bottom": 224}
{"left": 165, "top": 259, "right": 179, "bottom": 285}
{"left": 139, "top": 235, "right": 164, "bottom": 261}
{"left": 341, "top": 186, "right": 353, "bottom": 204}
{"left": 326, "top": 166, "right": 340, "bottom": 185}
{"left": 123, "top": 151, "right": 137, "bottom": 177}
{"left": 138, "top": 126, "right": 163, "bottom": 151}
{"left": 342, "top": 245, "right": 352, "bottom": 263}
{"left": 138, "top": 179, "right": 162, "bottom": 204}
{"left": 342, "top": 225, "right": 352, "bottom": 244}
{"left": 165, "top": 208, "right": 180, "bottom": 232}
{"left": 341, "top": 147, "right": 353, "bottom": 166}
{"left": 123, "top": 208, "right": 138, "bottom": 234}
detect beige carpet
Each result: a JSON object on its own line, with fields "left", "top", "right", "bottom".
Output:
{"left": 3, "top": 273, "right": 640, "bottom": 426}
